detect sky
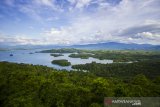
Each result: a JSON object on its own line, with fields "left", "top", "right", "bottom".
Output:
{"left": 0, "top": 0, "right": 160, "bottom": 46}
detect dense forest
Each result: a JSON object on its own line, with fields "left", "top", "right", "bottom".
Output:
{"left": 72, "top": 60, "right": 160, "bottom": 79}
{"left": 0, "top": 61, "right": 160, "bottom": 107}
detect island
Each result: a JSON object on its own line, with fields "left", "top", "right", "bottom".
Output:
{"left": 51, "top": 59, "right": 71, "bottom": 66}
{"left": 10, "top": 54, "right": 13, "bottom": 56}
{"left": 0, "top": 49, "right": 8, "bottom": 51}
{"left": 29, "top": 52, "right": 34, "bottom": 54}
{"left": 40, "top": 48, "right": 79, "bottom": 53}
{"left": 50, "top": 53, "right": 63, "bottom": 57}
{"left": 69, "top": 53, "right": 92, "bottom": 59}
{"left": 42, "top": 48, "right": 160, "bottom": 62}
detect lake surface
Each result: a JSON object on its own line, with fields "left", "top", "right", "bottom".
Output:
{"left": 0, "top": 49, "right": 113, "bottom": 70}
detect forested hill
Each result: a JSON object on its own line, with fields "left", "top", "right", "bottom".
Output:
{"left": 0, "top": 61, "right": 160, "bottom": 107}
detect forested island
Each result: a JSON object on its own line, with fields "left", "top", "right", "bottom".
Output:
{"left": 69, "top": 53, "right": 92, "bottom": 59}
{"left": 0, "top": 49, "right": 7, "bottom": 51}
{"left": 40, "top": 48, "right": 79, "bottom": 53}
{"left": 51, "top": 59, "right": 71, "bottom": 66}
{"left": 0, "top": 61, "right": 160, "bottom": 107}
{"left": 40, "top": 48, "right": 160, "bottom": 62}
{"left": 50, "top": 53, "right": 64, "bottom": 57}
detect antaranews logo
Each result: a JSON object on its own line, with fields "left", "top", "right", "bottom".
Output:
{"left": 104, "top": 97, "right": 160, "bottom": 107}
{"left": 104, "top": 98, "right": 112, "bottom": 106}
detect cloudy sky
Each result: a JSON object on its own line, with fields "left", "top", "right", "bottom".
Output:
{"left": 0, "top": 0, "right": 160, "bottom": 45}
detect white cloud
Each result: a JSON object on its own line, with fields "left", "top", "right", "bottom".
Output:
{"left": 33, "top": 0, "right": 62, "bottom": 11}
{"left": 144, "top": 19, "right": 160, "bottom": 25}
{"left": 67, "top": 0, "right": 93, "bottom": 8}
{"left": 0, "top": 34, "right": 43, "bottom": 45}
{"left": 75, "top": 0, "right": 92, "bottom": 8}
{"left": 18, "top": 4, "right": 43, "bottom": 21}
{"left": 34, "top": 0, "right": 53, "bottom": 6}
{"left": 136, "top": 32, "right": 160, "bottom": 40}
{"left": 16, "top": 0, "right": 62, "bottom": 22}
{"left": 1, "top": 0, "right": 160, "bottom": 45}
{"left": 40, "top": 0, "right": 160, "bottom": 45}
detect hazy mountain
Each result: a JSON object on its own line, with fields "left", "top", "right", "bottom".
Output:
{"left": 0, "top": 42, "right": 160, "bottom": 51}
{"left": 69, "top": 42, "right": 160, "bottom": 50}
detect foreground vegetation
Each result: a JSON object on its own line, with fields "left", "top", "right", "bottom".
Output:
{"left": 52, "top": 59, "right": 71, "bottom": 66}
{"left": 0, "top": 61, "right": 160, "bottom": 107}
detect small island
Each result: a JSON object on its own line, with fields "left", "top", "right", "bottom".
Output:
{"left": 10, "top": 54, "right": 13, "bottom": 56}
{"left": 69, "top": 53, "right": 92, "bottom": 59}
{"left": 50, "top": 53, "right": 63, "bottom": 57}
{"left": 51, "top": 59, "right": 71, "bottom": 66}
{"left": 40, "top": 48, "right": 79, "bottom": 53}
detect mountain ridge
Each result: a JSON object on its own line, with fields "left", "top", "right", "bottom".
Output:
{"left": 0, "top": 42, "right": 160, "bottom": 50}
{"left": 69, "top": 42, "right": 160, "bottom": 50}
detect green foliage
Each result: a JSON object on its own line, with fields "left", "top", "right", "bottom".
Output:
{"left": 0, "top": 62, "right": 159, "bottom": 107}
{"left": 51, "top": 59, "right": 71, "bottom": 66}
{"left": 72, "top": 60, "right": 160, "bottom": 79}
{"left": 91, "top": 50, "right": 160, "bottom": 62}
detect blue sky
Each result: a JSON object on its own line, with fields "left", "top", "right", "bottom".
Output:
{"left": 0, "top": 0, "right": 160, "bottom": 45}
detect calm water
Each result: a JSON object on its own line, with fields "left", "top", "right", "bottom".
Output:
{"left": 0, "top": 49, "right": 113, "bottom": 70}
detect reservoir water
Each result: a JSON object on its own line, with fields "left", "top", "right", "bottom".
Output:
{"left": 0, "top": 49, "right": 113, "bottom": 70}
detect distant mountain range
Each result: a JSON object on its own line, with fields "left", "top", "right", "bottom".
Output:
{"left": 0, "top": 42, "right": 160, "bottom": 50}
{"left": 69, "top": 42, "right": 160, "bottom": 50}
